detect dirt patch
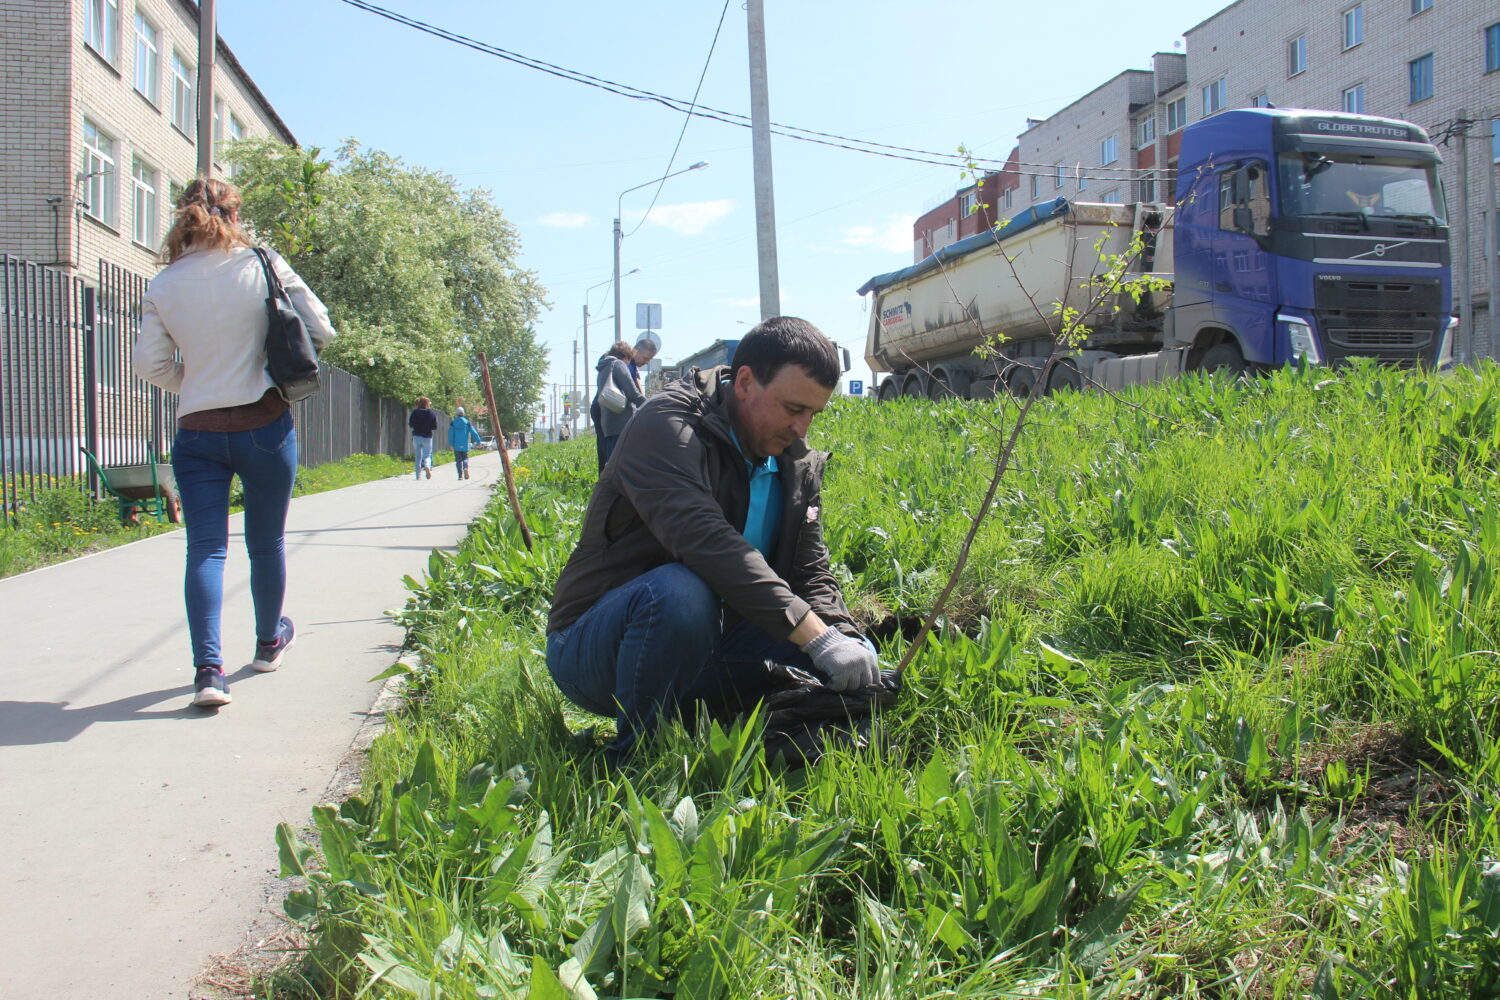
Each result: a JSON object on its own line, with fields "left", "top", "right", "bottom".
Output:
{"left": 1293, "top": 722, "right": 1456, "bottom": 854}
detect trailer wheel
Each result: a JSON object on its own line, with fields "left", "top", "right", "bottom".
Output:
{"left": 1046, "top": 360, "right": 1082, "bottom": 394}
{"left": 901, "top": 372, "right": 928, "bottom": 398}
{"left": 1005, "top": 364, "right": 1037, "bottom": 399}
{"left": 927, "top": 368, "right": 971, "bottom": 400}
{"left": 1199, "top": 342, "right": 1247, "bottom": 376}
{"left": 876, "top": 377, "right": 900, "bottom": 403}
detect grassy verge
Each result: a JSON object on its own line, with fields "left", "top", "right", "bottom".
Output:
{"left": 268, "top": 362, "right": 1500, "bottom": 998}
{"left": 1, "top": 452, "right": 417, "bottom": 579}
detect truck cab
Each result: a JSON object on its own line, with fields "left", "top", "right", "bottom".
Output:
{"left": 1172, "top": 108, "right": 1453, "bottom": 370}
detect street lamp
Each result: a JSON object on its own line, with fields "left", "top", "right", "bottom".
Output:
{"left": 583, "top": 271, "right": 634, "bottom": 431}
{"left": 614, "top": 161, "right": 708, "bottom": 344}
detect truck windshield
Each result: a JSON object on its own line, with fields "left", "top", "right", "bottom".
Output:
{"left": 1277, "top": 153, "right": 1446, "bottom": 223}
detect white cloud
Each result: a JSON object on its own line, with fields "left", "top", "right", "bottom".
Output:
{"left": 837, "top": 215, "right": 916, "bottom": 254}
{"left": 626, "top": 199, "right": 734, "bottom": 236}
{"left": 538, "top": 211, "right": 591, "bottom": 228}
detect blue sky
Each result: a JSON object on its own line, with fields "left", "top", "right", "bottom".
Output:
{"left": 216, "top": 0, "right": 1232, "bottom": 411}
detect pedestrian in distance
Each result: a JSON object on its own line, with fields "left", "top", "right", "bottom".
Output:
{"left": 448, "top": 406, "right": 482, "bottom": 480}
{"left": 133, "top": 178, "right": 336, "bottom": 708}
{"left": 409, "top": 396, "right": 438, "bottom": 480}
{"left": 630, "top": 336, "right": 658, "bottom": 392}
{"left": 593, "top": 340, "right": 647, "bottom": 472}
{"left": 547, "top": 317, "right": 878, "bottom": 763}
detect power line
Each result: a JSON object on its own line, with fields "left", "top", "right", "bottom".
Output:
{"left": 331, "top": 0, "right": 1165, "bottom": 180}
{"left": 624, "top": 0, "right": 731, "bottom": 239}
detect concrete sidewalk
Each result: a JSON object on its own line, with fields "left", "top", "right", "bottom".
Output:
{"left": 0, "top": 450, "right": 505, "bottom": 999}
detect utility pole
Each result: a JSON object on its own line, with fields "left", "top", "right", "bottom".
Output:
{"left": 196, "top": 0, "right": 215, "bottom": 179}
{"left": 1458, "top": 111, "right": 1473, "bottom": 363}
{"left": 582, "top": 303, "right": 591, "bottom": 431}
{"left": 747, "top": 0, "right": 780, "bottom": 318}
{"left": 1487, "top": 114, "right": 1499, "bottom": 363}
{"left": 571, "top": 339, "right": 580, "bottom": 438}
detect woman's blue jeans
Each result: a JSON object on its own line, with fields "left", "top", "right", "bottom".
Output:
{"left": 546, "top": 563, "right": 819, "bottom": 757}
{"left": 413, "top": 435, "right": 434, "bottom": 478}
{"left": 172, "top": 411, "right": 297, "bottom": 667}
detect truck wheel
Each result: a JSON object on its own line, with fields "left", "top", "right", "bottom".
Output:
{"left": 901, "top": 372, "right": 928, "bottom": 398}
{"left": 1046, "top": 360, "right": 1082, "bottom": 394}
{"left": 1005, "top": 365, "right": 1036, "bottom": 398}
{"left": 876, "top": 377, "right": 900, "bottom": 403}
{"left": 1198, "top": 342, "right": 1247, "bottom": 376}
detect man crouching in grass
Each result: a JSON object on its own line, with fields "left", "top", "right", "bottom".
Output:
{"left": 545, "top": 316, "right": 878, "bottom": 763}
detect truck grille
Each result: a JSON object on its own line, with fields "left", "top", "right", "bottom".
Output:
{"left": 1313, "top": 276, "right": 1443, "bottom": 366}
{"left": 1327, "top": 328, "right": 1431, "bottom": 349}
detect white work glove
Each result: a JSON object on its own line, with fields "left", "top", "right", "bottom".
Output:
{"left": 802, "top": 628, "right": 879, "bottom": 692}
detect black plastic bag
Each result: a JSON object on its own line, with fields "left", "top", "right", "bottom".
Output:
{"left": 759, "top": 663, "right": 903, "bottom": 767}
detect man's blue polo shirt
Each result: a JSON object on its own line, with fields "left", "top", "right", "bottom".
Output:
{"left": 729, "top": 428, "right": 782, "bottom": 558}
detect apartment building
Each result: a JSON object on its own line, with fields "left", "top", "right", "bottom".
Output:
{"left": 914, "top": 0, "right": 1498, "bottom": 354}
{"left": 0, "top": 0, "right": 295, "bottom": 278}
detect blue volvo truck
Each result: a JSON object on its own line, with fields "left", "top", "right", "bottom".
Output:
{"left": 861, "top": 108, "right": 1454, "bottom": 400}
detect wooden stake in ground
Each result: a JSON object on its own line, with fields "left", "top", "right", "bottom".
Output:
{"left": 476, "top": 351, "right": 533, "bottom": 552}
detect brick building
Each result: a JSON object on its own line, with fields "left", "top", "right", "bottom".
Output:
{"left": 1, "top": 0, "right": 295, "bottom": 277}
{"left": 914, "top": 0, "right": 1499, "bottom": 355}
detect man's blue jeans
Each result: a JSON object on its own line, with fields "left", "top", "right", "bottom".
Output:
{"left": 172, "top": 411, "right": 298, "bottom": 667}
{"left": 546, "top": 563, "right": 823, "bottom": 757}
{"left": 413, "top": 435, "right": 434, "bottom": 478}
{"left": 454, "top": 450, "right": 470, "bottom": 477}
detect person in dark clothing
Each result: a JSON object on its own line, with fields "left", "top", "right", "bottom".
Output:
{"left": 409, "top": 396, "right": 438, "bottom": 480}
{"left": 547, "top": 317, "right": 876, "bottom": 761}
{"left": 593, "top": 340, "right": 647, "bottom": 471}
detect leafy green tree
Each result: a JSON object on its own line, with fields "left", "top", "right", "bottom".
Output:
{"left": 225, "top": 139, "right": 549, "bottom": 414}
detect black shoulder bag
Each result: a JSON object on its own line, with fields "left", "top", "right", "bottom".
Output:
{"left": 252, "top": 247, "right": 321, "bottom": 403}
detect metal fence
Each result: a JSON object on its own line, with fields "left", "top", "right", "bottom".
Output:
{"left": 2, "top": 254, "right": 443, "bottom": 515}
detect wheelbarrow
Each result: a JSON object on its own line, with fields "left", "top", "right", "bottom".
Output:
{"left": 79, "top": 447, "right": 182, "bottom": 525}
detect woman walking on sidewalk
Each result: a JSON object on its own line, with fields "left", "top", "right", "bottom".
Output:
{"left": 409, "top": 397, "right": 438, "bottom": 479}
{"left": 133, "top": 179, "right": 336, "bottom": 707}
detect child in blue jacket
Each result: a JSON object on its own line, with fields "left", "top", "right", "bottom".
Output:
{"left": 448, "top": 407, "right": 484, "bottom": 480}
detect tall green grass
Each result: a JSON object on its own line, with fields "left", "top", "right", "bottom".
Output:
{"left": 270, "top": 362, "right": 1500, "bottom": 998}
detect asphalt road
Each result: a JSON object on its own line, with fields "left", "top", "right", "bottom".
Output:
{"left": 0, "top": 450, "right": 502, "bottom": 999}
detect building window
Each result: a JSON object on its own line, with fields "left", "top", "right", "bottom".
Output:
{"left": 131, "top": 157, "right": 159, "bottom": 248}
{"left": 1138, "top": 117, "right": 1156, "bottom": 146}
{"left": 1342, "top": 83, "right": 1366, "bottom": 113}
{"left": 1409, "top": 53, "right": 1434, "bottom": 102}
{"left": 1139, "top": 178, "right": 1157, "bottom": 202}
{"left": 1342, "top": 5, "right": 1364, "bottom": 50}
{"left": 1003, "top": 187, "right": 1014, "bottom": 210}
{"left": 84, "top": 0, "right": 119, "bottom": 63}
{"left": 1412, "top": 0, "right": 1432, "bottom": 13}
{"left": 1054, "top": 164, "right": 1064, "bottom": 189}
{"left": 81, "top": 119, "right": 117, "bottom": 226}
{"left": 227, "top": 113, "right": 244, "bottom": 143}
{"left": 1487, "top": 23, "right": 1500, "bottom": 73}
{"left": 1288, "top": 34, "right": 1308, "bottom": 76}
{"left": 1031, "top": 173, "right": 1041, "bottom": 200}
{"left": 133, "top": 14, "right": 159, "bottom": 102}
{"left": 1202, "top": 78, "right": 1227, "bottom": 117}
{"left": 960, "top": 190, "right": 978, "bottom": 216}
{"left": 1100, "top": 134, "right": 1119, "bottom": 166}
{"left": 1167, "top": 97, "right": 1188, "bottom": 133}
{"left": 1101, "top": 190, "right": 1120, "bottom": 204}
{"left": 171, "top": 53, "right": 194, "bottom": 134}
{"left": 1251, "top": 93, "right": 1271, "bottom": 108}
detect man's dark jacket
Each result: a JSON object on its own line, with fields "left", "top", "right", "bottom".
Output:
{"left": 547, "top": 365, "right": 857, "bottom": 642}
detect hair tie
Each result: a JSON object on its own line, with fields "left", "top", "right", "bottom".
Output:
{"left": 208, "top": 205, "right": 224, "bottom": 218}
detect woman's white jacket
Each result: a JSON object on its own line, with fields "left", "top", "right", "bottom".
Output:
{"left": 133, "top": 246, "right": 336, "bottom": 417}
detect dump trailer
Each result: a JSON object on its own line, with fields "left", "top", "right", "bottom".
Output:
{"left": 860, "top": 107, "right": 1454, "bottom": 400}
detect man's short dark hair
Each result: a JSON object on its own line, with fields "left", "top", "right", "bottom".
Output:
{"left": 729, "top": 316, "right": 840, "bottom": 389}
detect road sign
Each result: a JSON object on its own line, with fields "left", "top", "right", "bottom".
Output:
{"left": 562, "top": 391, "right": 573, "bottom": 404}
{"left": 849, "top": 379, "right": 864, "bottom": 396}
{"left": 636, "top": 302, "right": 662, "bottom": 331}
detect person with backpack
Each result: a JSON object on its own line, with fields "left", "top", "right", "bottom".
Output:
{"left": 448, "top": 406, "right": 483, "bottom": 479}
{"left": 133, "top": 178, "right": 336, "bottom": 708}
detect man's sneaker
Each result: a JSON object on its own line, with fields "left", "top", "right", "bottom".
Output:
{"left": 193, "top": 666, "right": 231, "bottom": 707}
{"left": 250, "top": 616, "right": 296, "bottom": 672}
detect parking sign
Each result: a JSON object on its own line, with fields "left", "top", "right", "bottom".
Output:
{"left": 849, "top": 379, "right": 864, "bottom": 396}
